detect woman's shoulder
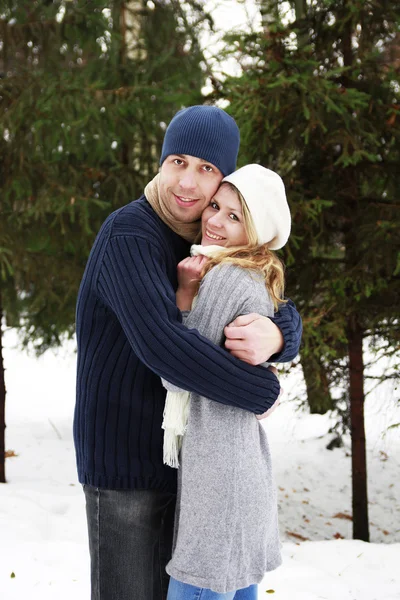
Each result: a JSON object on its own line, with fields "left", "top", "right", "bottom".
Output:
{"left": 205, "top": 263, "right": 274, "bottom": 315}
{"left": 203, "top": 262, "right": 262, "bottom": 284}
{"left": 195, "top": 262, "right": 274, "bottom": 318}
{"left": 200, "top": 262, "right": 265, "bottom": 297}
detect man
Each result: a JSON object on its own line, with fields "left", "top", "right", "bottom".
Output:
{"left": 74, "top": 105, "right": 302, "bottom": 600}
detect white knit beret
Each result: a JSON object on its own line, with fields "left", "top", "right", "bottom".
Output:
{"left": 222, "top": 164, "right": 291, "bottom": 250}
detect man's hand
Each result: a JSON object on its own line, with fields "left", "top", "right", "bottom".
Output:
{"left": 224, "top": 313, "right": 284, "bottom": 365}
{"left": 256, "top": 366, "right": 282, "bottom": 420}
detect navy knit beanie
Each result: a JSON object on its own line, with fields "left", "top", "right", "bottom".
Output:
{"left": 160, "top": 105, "right": 240, "bottom": 177}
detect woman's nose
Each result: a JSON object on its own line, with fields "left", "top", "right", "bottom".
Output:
{"left": 208, "top": 214, "right": 223, "bottom": 228}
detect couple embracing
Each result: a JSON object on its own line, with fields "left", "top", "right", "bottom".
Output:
{"left": 74, "top": 105, "right": 302, "bottom": 600}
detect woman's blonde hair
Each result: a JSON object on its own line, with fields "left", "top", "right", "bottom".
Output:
{"left": 201, "top": 182, "right": 287, "bottom": 310}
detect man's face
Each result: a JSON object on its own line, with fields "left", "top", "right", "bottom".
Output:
{"left": 159, "top": 154, "right": 223, "bottom": 223}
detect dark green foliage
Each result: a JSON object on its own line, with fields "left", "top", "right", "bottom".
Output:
{"left": 0, "top": 0, "right": 207, "bottom": 351}
{"left": 218, "top": 0, "right": 400, "bottom": 411}
{"left": 0, "top": 0, "right": 208, "bottom": 482}
{"left": 217, "top": 0, "right": 400, "bottom": 541}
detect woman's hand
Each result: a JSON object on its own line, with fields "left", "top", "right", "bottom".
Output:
{"left": 177, "top": 255, "right": 208, "bottom": 291}
{"left": 176, "top": 255, "right": 208, "bottom": 310}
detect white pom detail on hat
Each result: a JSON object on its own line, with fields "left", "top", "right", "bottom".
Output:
{"left": 222, "top": 164, "right": 291, "bottom": 250}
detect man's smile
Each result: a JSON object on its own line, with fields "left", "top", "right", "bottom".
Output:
{"left": 173, "top": 193, "right": 200, "bottom": 207}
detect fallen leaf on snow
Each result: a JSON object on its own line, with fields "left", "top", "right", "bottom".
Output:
{"left": 333, "top": 512, "right": 353, "bottom": 521}
{"left": 286, "top": 531, "right": 309, "bottom": 541}
{"left": 334, "top": 532, "right": 344, "bottom": 539}
{"left": 5, "top": 450, "right": 18, "bottom": 458}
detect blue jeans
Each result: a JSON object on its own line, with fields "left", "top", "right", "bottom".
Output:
{"left": 167, "top": 577, "right": 258, "bottom": 600}
{"left": 84, "top": 485, "right": 176, "bottom": 600}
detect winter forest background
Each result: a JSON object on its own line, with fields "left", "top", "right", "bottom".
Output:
{"left": 0, "top": 1, "right": 399, "bottom": 599}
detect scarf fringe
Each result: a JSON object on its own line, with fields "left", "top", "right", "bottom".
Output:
{"left": 161, "top": 247, "right": 226, "bottom": 468}
{"left": 162, "top": 390, "right": 191, "bottom": 468}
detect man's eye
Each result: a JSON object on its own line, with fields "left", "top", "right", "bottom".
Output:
{"left": 174, "top": 159, "right": 184, "bottom": 165}
{"left": 203, "top": 165, "right": 213, "bottom": 172}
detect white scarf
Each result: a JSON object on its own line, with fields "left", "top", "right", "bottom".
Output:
{"left": 162, "top": 244, "right": 226, "bottom": 468}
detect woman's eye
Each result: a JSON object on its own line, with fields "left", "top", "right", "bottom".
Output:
{"left": 230, "top": 214, "right": 239, "bottom": 221}
{"left": 210, "top": 202, "right": 219, "bottom": 209}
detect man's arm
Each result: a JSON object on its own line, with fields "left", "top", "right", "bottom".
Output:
{"left": 97, "top": 234, "right": 280, "bottom": 414}
{"left": 269, "top": 299, "right": 303, "bottom": 362}
{"left": 224, "top": 300, "right": 302, "bottom": 365}
{"left": 175, "top": 254, "right": 302, "bottom": 365}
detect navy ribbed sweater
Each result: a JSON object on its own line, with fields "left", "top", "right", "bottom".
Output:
{"left": 74, "top": 196, "right": 302, "bottom": 492}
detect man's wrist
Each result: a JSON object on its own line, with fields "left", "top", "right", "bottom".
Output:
{"left": 269, "top": 318, "right": 284, "bottom": 356}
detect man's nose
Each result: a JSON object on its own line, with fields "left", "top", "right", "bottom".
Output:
{"left": 178, "top": 170, "right": 197, "bottom": 191}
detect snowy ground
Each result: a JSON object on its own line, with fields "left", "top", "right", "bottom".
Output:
{"left": 1, "top": 330, "right": 399, "bottom": 600}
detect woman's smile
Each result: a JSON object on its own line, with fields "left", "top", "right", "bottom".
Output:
{"left": 201, "top": 183, "right": 248, "bottom": 247}
{"left": 204, "top": 228, "right": 226, "bottom": 241}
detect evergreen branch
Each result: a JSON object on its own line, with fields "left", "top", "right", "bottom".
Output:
{"left": 0, "top": 15, "right": 81, "bottom": 29}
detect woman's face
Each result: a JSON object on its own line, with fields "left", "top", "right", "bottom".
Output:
{"left": 201, "top": 183, "right": 249, "bottom": 247}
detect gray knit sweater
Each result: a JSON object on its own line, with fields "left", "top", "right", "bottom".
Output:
{"left": 163, "top": 263, "right": 282, "bottom": 593}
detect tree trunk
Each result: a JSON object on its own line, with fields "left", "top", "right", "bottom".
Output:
{"left": 125, "top": 0, "right": 146, "bottom": 61}
{"left": 259, "top": 0, "right": 281, "bottom": 32}
{"left": 294, "top": 0, "right": 308, "bottom": 49}
{"left": 340, "top": 1, "right": 369, "bottom": 542}
{"left": 347, "top": 316, "right": 369, "bottom": 541}
{"left": 302, "top": 353, "right": 334, "bottom": 414}
{"left": 0, "top": 294, "right": 6, "bottom": 483}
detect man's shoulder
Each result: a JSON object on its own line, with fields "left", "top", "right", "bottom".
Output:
{"left": 108, "top": 195, "right": 164, "bottom": 240}
{"left": 98, "top": 196, "right": 189, "bottom": 263}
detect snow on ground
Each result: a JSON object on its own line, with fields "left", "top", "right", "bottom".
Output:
{"left": 1, "top": 330, "right": 400, "bottom": 599}
{"left": 264, "top": 380, "right": 400, "bottom": 545}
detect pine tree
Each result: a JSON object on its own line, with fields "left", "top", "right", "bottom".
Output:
{"left": 218, "top": 0, "right": 400, "bottom": 541}
{"left": 0, "top": 0, "right": 209, "bottom": 483}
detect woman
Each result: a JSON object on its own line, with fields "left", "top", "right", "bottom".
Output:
{"left": 162, "top": 164, "right": 291, "bottom": 600}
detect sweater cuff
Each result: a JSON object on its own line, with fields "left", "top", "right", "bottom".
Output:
{"left": 269, "top": 315, "right": 297, "bottom": 363}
